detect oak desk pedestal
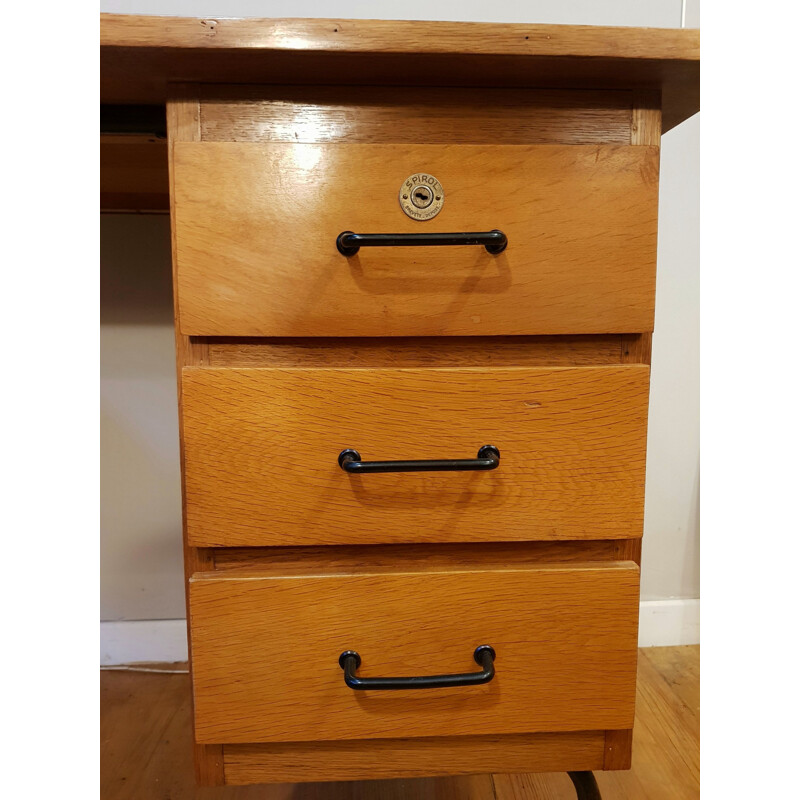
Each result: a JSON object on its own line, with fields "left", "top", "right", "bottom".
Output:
{"left": 101, "top": 15, "right": 699, "bottom": 797}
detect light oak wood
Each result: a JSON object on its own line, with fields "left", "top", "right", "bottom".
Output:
{"left": 136, "top": 25, "right": 691, "bottom": 787}
{"left": 173, "top": 142, "right": 659, "bottom": 337}
{"left": 492, "top": 647, "right": 700, "bottom": 799}
{"left": 632, "top": 90, "right": 663, "bottom": 147}
{"left": 100, "top": 645, "right": 699, "bottom": 795}
{"left": 224, "top": 732, "right": 604, "bottom": 784}
{"left": 104, "top": 84, "right": 633, "bottom": 210}
{"left": 626, "top": 652, "right": 700, "bottom": 786}
{"left": 103, "top": 15, "right": 699, "bottom": 60}
{"left": 627, "top": 93, "right": 660, "bottom": 379}
{"left": 167, "top": 91, "right": 224, "bottom": 787}
{"left": 198, "top": 86, "right": 632, "bottom": 145}
{"left": 105, "top": 86, "right": 631, "bottom": 208}
{"left": 204, "top": 335, "right": 628, "bottom": 368}
{"left": 189, "top": 561, "right": 640, "bottom": 744}
{"left": 102, "top": 83, "right": 662, "bottom": 216}
{"left": 101, "top": 15, "right": 699, "bottom": 132}
{"left": 627, "top": 93, "right": 660, "bottom": 374}
{"left": 603, "top": 728, "right": 634, "bottom": 770}
{"left": 617, "top": 537, "right": 643, "bottom": 566}
{"left": 640, "top": 645, "right": 699, "bottom": 719}
{"left": 101, "top": 668, "right": 197, "bottom": 799}
{"left": 181, "top": 366, "right": 649, "bottom": 547}
{"left": 629, "top": 93, "right": 661, "bottom": 383}
{"left": 621, "top": 333, "right": 653, "bottom": 366}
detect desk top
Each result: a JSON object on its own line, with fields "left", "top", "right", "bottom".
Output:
{"left": 100, "top": 15, "right": 699, "bottom": 132}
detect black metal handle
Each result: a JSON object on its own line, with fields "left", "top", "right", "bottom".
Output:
{"left": 338, "top": 645, "right": 496, "bottom": 690}
{"left": 336, "top": 230, "right": 507, "bottom": 256}
{"left": 338, "top": 445, "right": 499, "bottom": 474}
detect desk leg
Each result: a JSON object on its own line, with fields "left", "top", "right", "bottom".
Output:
{"left": 568, "top": 771, "right": 602, "bottom": 799}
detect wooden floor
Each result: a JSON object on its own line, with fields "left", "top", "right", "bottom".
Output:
{"left": 101, "top": 645, "right": 698, "bottom": 799}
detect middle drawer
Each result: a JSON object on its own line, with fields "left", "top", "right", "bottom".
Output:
{"left": 183, "top": 365, "right": 649, "bottom": 547}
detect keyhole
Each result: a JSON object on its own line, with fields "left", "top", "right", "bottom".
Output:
{"left": 399, "top": 173, "right": 443, "bottom": 218}
{"left": 410, "top": 185, "right": 434, "bottom": 209}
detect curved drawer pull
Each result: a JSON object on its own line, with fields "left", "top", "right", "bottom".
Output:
{"left": 336, "top": 230, "right": 508, "bottom": 256}
{"left": 338, "top": 645, "right": 496, "bottom": 691}
{"left": 338, "top": 445, "right": 500, "bottom": 474}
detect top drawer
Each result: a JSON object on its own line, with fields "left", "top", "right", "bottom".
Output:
{"left": 172, "top": 142, "right": 659, "bottom": 337}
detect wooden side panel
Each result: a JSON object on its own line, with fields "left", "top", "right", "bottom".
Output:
{"left": 182, "top": 365, "right": 650, "bottom": 547}
{"left": 173, "top": 142, "right": 659, "bottom": 337}
{"left": 596, "top": 97, "right": 659, "bottom": 776}
{"left": 199, "top": 86, "right": 632, "bottom": 144}
{"left": 632, "top": 90, "right": 663, "bottom": 147}
{"left": 223, "top": 731, "right": 605, "bottom": 784}
{"left": 167, "top": 91, "right": 224, "bottom": 787}
{"left": 189, "top": 562, "right": 640, "bottom": 744}
{"left": 620, "top": 90, "right": 663, "bottom": 378}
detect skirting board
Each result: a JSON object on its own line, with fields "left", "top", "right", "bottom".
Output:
{"left": 101, "top": 619, "right": 189, "bottom": 665}
{"left": 100, "top": 599, "right": 699, "bottom": 665}
{"left": 637, "top": 598, "right": 700, "bottom": 648}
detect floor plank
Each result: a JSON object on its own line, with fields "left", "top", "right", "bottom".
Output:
{"left": 493, "top": 772, "right": 577, "bottom": 800}
{"left": 640, "top": 645, "right": 700, "bottom": 720}
{"left": 101, "top": 646, "right": 698, "bottom": 799}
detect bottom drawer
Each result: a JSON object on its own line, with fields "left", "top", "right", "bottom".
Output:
{"left": 189, "top": 561, "right": 640, "bottom": 744}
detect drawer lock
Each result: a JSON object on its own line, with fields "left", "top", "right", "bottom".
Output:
{"left": 399, "top": 172, "right": 444, "bottom": 220}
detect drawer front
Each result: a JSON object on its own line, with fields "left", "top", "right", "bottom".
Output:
{"left": 182, "top": 365, "right": 649, "bottom": 547}
{"left": 173, "top": 142, "right": 658, "bottom": 337}
{"left": 190, "top": 561, "right": 640, "bottom": 744}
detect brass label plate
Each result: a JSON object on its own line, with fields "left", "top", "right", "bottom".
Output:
{"left": 399, "top": 173, "right": 444, "bottom": 221}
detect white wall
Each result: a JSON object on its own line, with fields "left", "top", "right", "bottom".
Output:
{"left": 101, "top": 215, "right": 186, "bottom": 620}
{"left": 644, "top": 112, "right": 700, "bottom": 599}
{"left": 100, "top": 1, "right": 699, "bottom": 651}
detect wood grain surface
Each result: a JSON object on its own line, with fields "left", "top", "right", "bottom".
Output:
{"left": 101, "top": 645, "right": 699, "bottom": 795}
{"left": 173, "top": 142, "right": 659, "bottom": 337}
{"left": 101, "top": 15, "right": 699, "bottom": 132}
{"left": 181, "top": 366, "right": 649, "bottom": 547}
{"left": 203, "top": 334, "right": 628, "bottom": 368}
{"left": 167, "top": 91, "right": 225, "bottom": 786}
{"left": 107, "top": 84, "right": 634, "bottom": 211}
{"left": 103, "top": 15, "right": 698, "bottom": 59}
{"left": 161, "top": 74, "right": 669, "bottom": 787}
{"left": 189, "top": 561, "right": 640, "bottom": 744}
{"left": 198, "top": 86, "right": 633, "bottom": 145}
{"left": 211, "top": 540, "right": 639, "bottom": 573}
{"left": 224, "top": 732, "right": 605, "bottom": 784}
{"left": 100, "top": 134, "right": 169, "bottom": 211}
{"left": 493, "top": 647, "right": 700, "bottom": 799}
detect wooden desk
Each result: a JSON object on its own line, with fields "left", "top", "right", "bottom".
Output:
{"left": 101, "top": 15, "right": 699, "bottom": 797}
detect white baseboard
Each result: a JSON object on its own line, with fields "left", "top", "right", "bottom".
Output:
{"left": 638, "top": 598, "right": 700, "bottom": 647}
{"left": 100, "top": 599, "right": 699, "bottom": 665}
{"left": 101, "top": 619, "right": 188, "bottom": 665}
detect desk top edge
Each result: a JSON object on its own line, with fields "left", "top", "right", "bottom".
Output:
{"left": 100, "top": 14, "right": 699, "bottom": 131}
{"left": 101, "top": 14, "right": 699, "bottom": 59}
